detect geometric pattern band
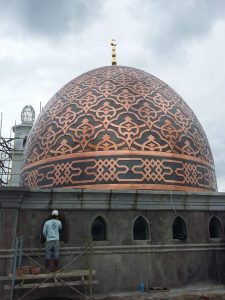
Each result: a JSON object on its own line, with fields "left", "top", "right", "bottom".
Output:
{"left": 21, "top": 153, "right": 217, "bottom": 191}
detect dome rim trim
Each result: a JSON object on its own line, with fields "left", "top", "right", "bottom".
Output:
{"left": 58, "top": 184, "right": 214, "bottom": 192}
{"left": 21, "top": 150, "right": 215, "bottom": 172}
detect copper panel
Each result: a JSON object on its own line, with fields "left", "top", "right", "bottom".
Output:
{"left": 20, "top": 66, "right": 217, "bottom": 192}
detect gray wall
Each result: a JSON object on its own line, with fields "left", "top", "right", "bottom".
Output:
{"left": 1, "top": 188, "right": 225, "bottom": 298}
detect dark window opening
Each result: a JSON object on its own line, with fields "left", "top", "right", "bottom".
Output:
{"left": 91, "top": 216, "right": 107, "bottom": 241}
{"left": 173, "top": 216, "right": 187, "bottom": 240}
{"left": 40, "top": 212, "right": 69, "bottom": 244}
{"left": 209, "top": 216, "right": 223, "bottom": 238}
{"left": 133, "top": 216, "right": 149, "bottom": 240}
{"left": 23, "top": 136, "right": 27, "bottom": 148}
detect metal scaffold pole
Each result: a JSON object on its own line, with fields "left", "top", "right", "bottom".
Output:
{"left": 0, "top": 114, "right": 15, "bottom": 186}
{"left": 88, "top": 237, "right": 93, "bottom": 300}
{"left": 0, "top": 112, "right": 2, "bottom": 141}
{"left": 10, "top": 236, "right": 24, "bottom": 300}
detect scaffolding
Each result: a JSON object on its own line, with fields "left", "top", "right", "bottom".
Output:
{"left": 0, "top": 113, "right": 12, "bottom": 185}
{"left": 0, "top": 136, "right": 14, "bottom": 186}
{"left": 0, "top": 236, "right": 96, "bottom": 300}
{"left": 0, "top": 112, "right": 32, "bottom": 187}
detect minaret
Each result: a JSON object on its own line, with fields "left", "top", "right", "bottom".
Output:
{"left": 110, "top": 39, "right": 117, "bottom": 65}
{"left": 9, "top": 105, "right": 35, "bottom": 186}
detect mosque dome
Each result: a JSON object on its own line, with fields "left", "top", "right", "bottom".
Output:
{"left": 20, "top": 66, "right": 217, "bottom": 191}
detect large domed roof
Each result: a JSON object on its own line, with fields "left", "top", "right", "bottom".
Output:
{"left": 20, "top": 66, "right": 217, "bottom": 191}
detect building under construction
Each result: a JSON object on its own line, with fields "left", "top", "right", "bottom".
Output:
{"left": 1, "top": 61, "right": 225, "bottom": 300}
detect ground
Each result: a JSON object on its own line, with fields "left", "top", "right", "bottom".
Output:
{"left": 98, "top": 285, "right": 225, "bottom": 300}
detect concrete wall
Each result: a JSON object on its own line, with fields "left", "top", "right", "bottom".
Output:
{"left": 1, "top": 188, "right": 225, "bottom": 299}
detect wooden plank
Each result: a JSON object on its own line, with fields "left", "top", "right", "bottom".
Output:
{"left": 4, "top": 280, "right": 98, "bottom": 290}
{"left": 0, "top": 270, "right": 96, "bottom": 281}
{"left": 0, "top": 276, "right": 12, "bottom": 280}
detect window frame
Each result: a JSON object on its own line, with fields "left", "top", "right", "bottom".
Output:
{"left": 208, "top": 215, "right": 224, "bottom": 241}
{"left": 132, "top": 215, "right": 150, "bottom": 242}
{"left": 90, "top": 215, "right": 108, "bottom": 242}
{"left": 172, "top": 215, "right": 188, "bottom": 241}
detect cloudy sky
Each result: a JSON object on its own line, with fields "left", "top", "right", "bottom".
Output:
{"left": 0, "top": 0, "right": 225, "bottom": 191}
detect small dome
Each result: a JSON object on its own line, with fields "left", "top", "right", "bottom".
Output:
{"left": 21, "top": 105, "right": 35, "bottom": 124}
{"left": 20, "top": 66, "right": 217, "bottom": 191}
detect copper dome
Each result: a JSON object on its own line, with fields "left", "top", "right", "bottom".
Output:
{"left": 20, "top": 66, "right": 217, "bottom": 191}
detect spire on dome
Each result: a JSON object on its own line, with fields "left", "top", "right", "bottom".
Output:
{"left": 110, "top": 39, "right": 117, "bottom": 65}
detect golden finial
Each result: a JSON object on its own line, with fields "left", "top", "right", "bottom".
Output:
{"left": 110, "top": 39, "right": 117, "bottom": 65}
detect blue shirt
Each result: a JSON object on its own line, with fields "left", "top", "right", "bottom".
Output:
{"left": 43, "top": 219, "right": 62, "bottom": 242}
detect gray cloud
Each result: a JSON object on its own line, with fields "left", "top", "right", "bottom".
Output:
{"left": 0, "top": 0, "right": 103, "bottom": 38}
{"left": 129, "top": 0, "right": 225, "bottom": 60}
{"left": 0, "top": 0, "right": 225, "bottom": 191}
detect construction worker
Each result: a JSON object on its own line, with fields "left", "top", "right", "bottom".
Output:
{"left": 43, "top": 210, "right": 62, "bottom": 271}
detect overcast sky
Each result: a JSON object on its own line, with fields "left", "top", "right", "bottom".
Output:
{"left": 0, "top": 0, "right": 225, "bottom": 191}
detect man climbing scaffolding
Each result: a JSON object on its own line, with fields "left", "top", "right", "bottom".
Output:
{"left": 43, "top": 210, "right": 62, "bottom": 272}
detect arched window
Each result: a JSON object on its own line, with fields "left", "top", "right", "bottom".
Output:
{"left": 91, "top": 216, "right": 107, "bottom": 241}
{"left": 209, "top": 216, "right": 223, "bottom": 239}
{"left": 40, "top": 212, "right": 68, "bottom": 244}
{"left": 173, "top": 216, "right": 187, "bottom": 240}
{"left": 133, "top": 216, "right": 149, "bottom": 240}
